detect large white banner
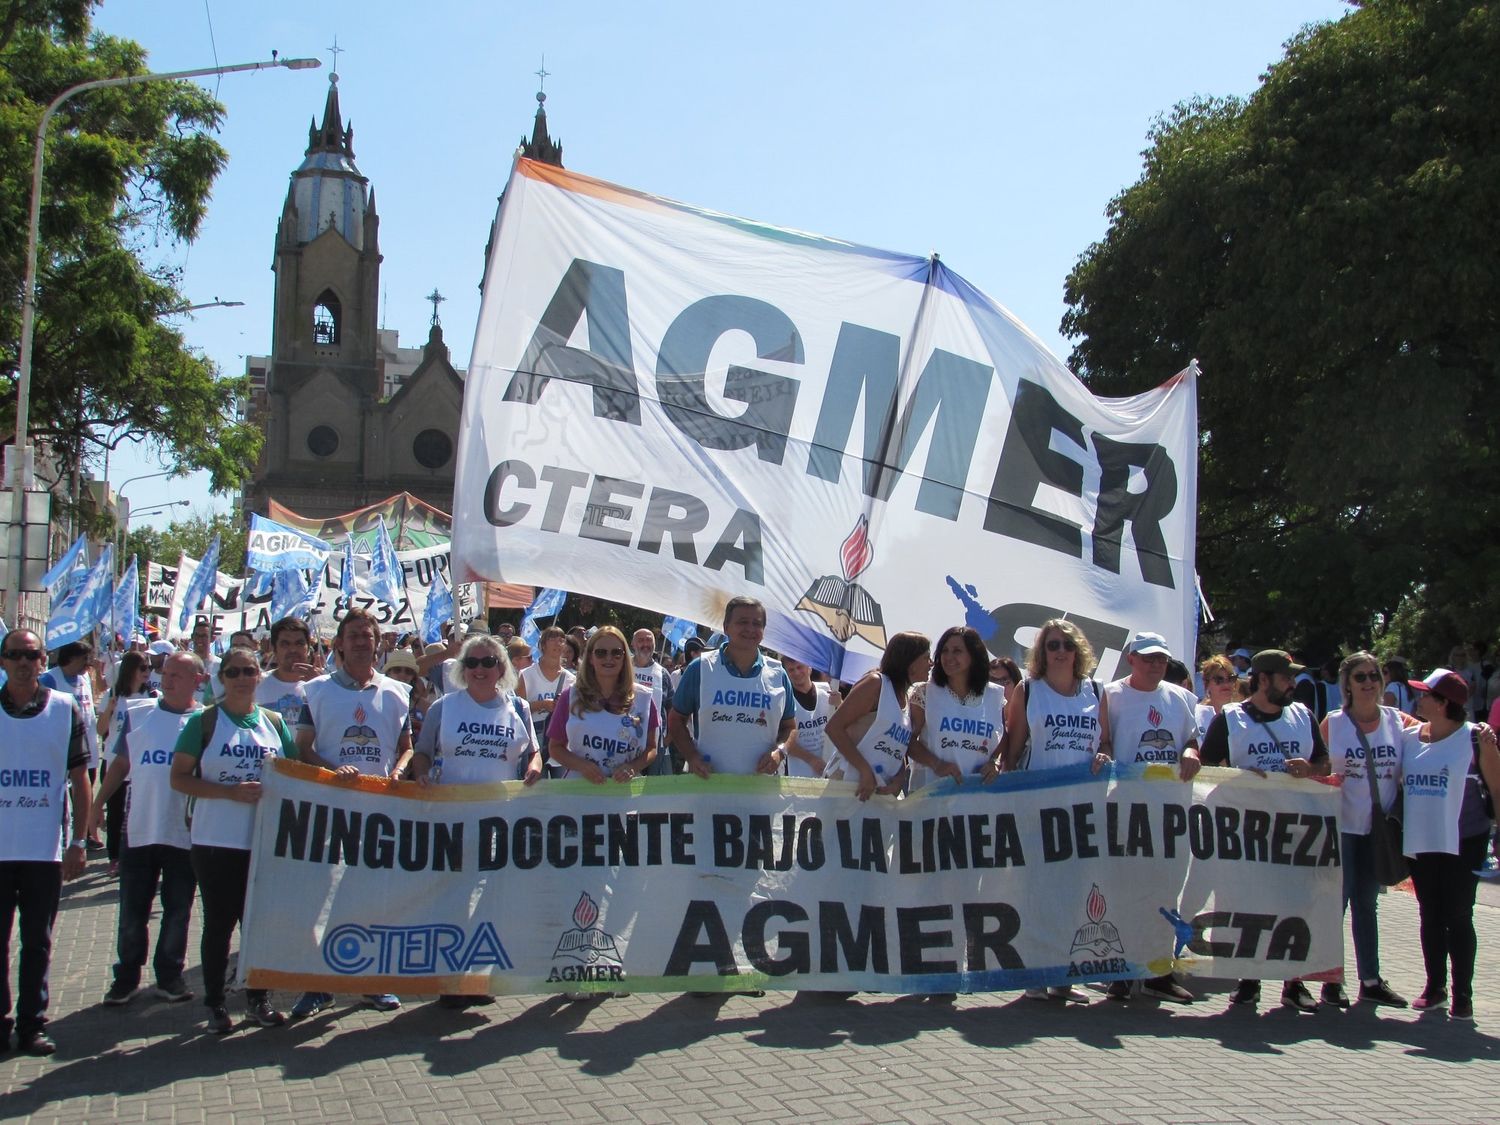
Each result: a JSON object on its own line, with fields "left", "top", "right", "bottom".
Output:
{"left": 164, "top": 545, "right": 478, "bottom": 640}
{"left": 240, "top": 762, "right": 1340, "bottom": 997}
{"left": 453, "top": 160, "right": 1198, "bottom": 680}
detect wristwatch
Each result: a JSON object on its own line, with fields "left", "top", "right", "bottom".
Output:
{"left": 68, "top": 838, "right": 87, "bottom": 850}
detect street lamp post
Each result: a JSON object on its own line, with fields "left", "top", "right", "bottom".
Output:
{"left": 119, "top": 499, "right": 191, "bottom": 565}
{"left": 6, "top": 54, "right": 319, "bottom": 493}
{"left": 2, "top": 53, "right": 318, "bottom": 616}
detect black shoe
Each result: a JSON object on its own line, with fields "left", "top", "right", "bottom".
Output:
{"left": 20, "top": 1031, "right": 57, "bottom": 1056}
{"left": 102, "top": 981, "right": 136, "bottom": 1007}
{"left": 439, "top": 995, "right": 474, "bottom": 1010}
{"left": 1281, "top": 981, "right": 1317, "bottom": 1013}
{"left": 1450, "top": 997, "right": 1474, "bottom": 1021}
{"left": 1230, "top": 979, "right": 1260, "bottom": 1006}
{"left": 245, "top": 999, "right": 287, "bottom": 1027}
{"left": 1106, "top": 981, "right": 1132, "bottom": 1002}
{"left": 85, "top": 839, "right": 106, "bottom": 852}
{"left": 1142, "top": 975, "right": 1195, "bottom": 1003}
{"left": 1320, "top": 982, "right": 1349, "bottom": 1009}
{"left": 154, "top": 979, "right": 194, "bottom": 1003}
{"left": 1357, "top": 979, "right": 1407, "bottom": 1007}
{"left": 206, "top": 1006, "right": 233, "bottom": 1034}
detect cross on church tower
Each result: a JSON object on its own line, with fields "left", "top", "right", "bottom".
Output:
{"left": 327, "top": 36, "right": 343, "bottom": 77}
{"left": 426, "top": 287, "right": 446, "bottom": 326}
{"left": 536, "top": 56, "right": 549, "bottom": 93}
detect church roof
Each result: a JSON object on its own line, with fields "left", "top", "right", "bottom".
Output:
{"left": 287, "top": 73, "right": 370, "bottom": 250}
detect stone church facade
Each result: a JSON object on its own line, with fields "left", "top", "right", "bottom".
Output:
{"left": 242, "top": 74, "right": 563, "bottom": 520}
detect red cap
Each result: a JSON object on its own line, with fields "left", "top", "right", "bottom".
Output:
{"left": 1409, "top": 669, "right": 1469, "bottom": 707}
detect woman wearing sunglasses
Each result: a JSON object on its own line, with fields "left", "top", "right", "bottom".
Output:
{"left": 1195, "top": 655, "right": 1239, "bottom": 741}
{"left": 1318, "top": 651, "right": 1415, "bottom": 1009}
{"left": 410, "top": 636, "right": 540, "bottom": 789}
{"left": 996, "top": 619, "right": 1109, "bottom": 778}
{"left": 169, "top": 646, "right": 297, "bottom": 1034}
{"left": 546, "top": 626, "right": 658, "bottom": 783}
{"left": 1398, "top": 670, "right": 1500, "bottom": 1020}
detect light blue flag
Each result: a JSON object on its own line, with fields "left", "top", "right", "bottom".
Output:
{"left": 46, "top": 543, "right": 114, "bottom": 649}
{"left": 111, "top": 556, "right": 139, "bottom": 647}
{"left": 661, "top": 615, "right": 698, "bottom": 654}
{"left": 246, "top": 514, "right": 333, "bottom": 573}
{"left": 367, "top": 517, "right": 405, "bottom": 606}
{"left": 271, "top": 566, "right": 317, "bottom": 622}
{"left": 526, "top": 587, "right": 567, "bottom": 620}
{"left": 341, "top": 537, "right": 357, "bottom": 597}
{"left": 176, "top": 535, "right": 221, "bottom": 632}
{"left": 520, "top": 614, "right": 541, "bottom": 658}
{"left": 41, "top": 535, "right": 89, "bottom": 606}
{"left": 421, "top": 567, "right": 453, "bottom": 645}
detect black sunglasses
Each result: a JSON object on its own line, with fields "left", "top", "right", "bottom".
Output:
{"left": 221, "top": 665, "right": 260, "bottom": 679}
{"left": 462, "top": 655, "right": 500, "bottom": 669}
{"left": 1045, "top": 637, "right": 1077, "bottom": 653}
{"left": 1350, "top": 671, "right": 1382, "bottom": 684}
{"left": 1, "top": 648, "right": 44, "bottom": 661}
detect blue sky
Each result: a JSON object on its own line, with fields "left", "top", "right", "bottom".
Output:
{"left": 92, "top": 0, "right": 1350, "bottom": 525}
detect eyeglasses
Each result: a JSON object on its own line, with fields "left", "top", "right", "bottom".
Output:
{"left": 1045, "top": 637, "right": 1077, "bottom": 653}
{"left": 1, "top": 648, "right": 44, "bottom": 661}
{"left": 220, "top": 665, "right": 260, "bottom": 680}
{"left": 1350, "top": 671, "right": 1382, "bottom": 684}
{"left": 992, "top": 676, "right": 1013, "bottom": 687}
{"left": 1208, "top": 675, "right": 1234, "bottom": 685}
{"left": 462, "top": 656, "right": 500, "bottom": 669}
{"left": 592, "top": 648, "right": 626, "bottom": 659}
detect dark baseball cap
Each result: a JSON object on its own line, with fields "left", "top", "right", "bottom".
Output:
{"left": 1250, "top": 649, "right": 1305, "bottom": 677}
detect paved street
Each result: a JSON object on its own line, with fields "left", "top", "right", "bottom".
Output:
{"left": 3, "top": 863, "right": 1497, "bottom": 1123}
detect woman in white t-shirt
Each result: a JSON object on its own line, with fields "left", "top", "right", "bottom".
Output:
{"left": 908, "top": 627, "right": 1005, "bottom": 789}
{"left": 1397, "top": 671, "right": 1500, "bottom": 1020}
{"left": 546, "top": 627, "right": 658, "bottom": 783}
{"left": 823, "top": 632, "right": 931, "bottom": 801}
{"left": 518, "top": 626, "right": 575, "bottom": 778}
{"left": 999, "top": 618, "right": 1110, "bottom": 778}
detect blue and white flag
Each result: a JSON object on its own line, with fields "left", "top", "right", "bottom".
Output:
{"left": 421, "top": 567, "right": 453, "bottom": 645}
{"left": 661, "top": 615, "right": 699, "bottom": 653}
{"left": 46, "top": 543, "right": 114, "bottom": 649}
{"left": 520, "top": 614, "right": 541, "bottom": 656}
{"left": 111, "top": 556, "right": 139, "bottom": 647}
{"left": 246, "top": 514, "right": 333, "bottom": 573}
{"left": 526, "top": 587, "right": 567, "bottom": 620}
{"left": 41, "top": 535, "right": 89, "bottom": 606}
{"left": 271, "top": 566, "right": 318, "bottom": 623}
{"left": 176, "top": 535, "right": 221, "bottom": 632}
{"left": 367, "top": 517, "right": 405, "bottom": 607}
{"left": 341, "top": 537, "right": 357, "bottom": 597}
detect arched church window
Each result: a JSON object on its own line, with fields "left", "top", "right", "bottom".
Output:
{"left": 413, "top": 428, "right": 453, "bottom": 469}
{"left": 312, "top": 291, "right": 341, "bottom": 345}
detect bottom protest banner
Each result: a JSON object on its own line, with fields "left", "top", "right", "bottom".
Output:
{"left": 240, "top": 761, "right": 1342, "bottom": 997}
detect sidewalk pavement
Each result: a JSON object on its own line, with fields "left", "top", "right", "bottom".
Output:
{"left": 3, "top": 863, "right": 1497, "bottom": 1124}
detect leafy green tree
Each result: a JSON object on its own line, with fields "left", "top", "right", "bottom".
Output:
{"left": 126, "top": 509, "right": 246, "bottom": 576}
{"left": 1, "top": 1, "right": 262, "bottom": 494}
{"left": 1061, "top": 0, "right": 1500, "bottom": 665}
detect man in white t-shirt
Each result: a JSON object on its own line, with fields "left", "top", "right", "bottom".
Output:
{"left": 1099, "top": 630, "right": 1202, "bottom": 1005}
{"left": 292, "top": 608, "right": 412, "bottom": 1019}
{"left": 91, "top": 652, "right": 202, "bottom": 1007}
{"left": 632, "top": 629, "right": 675, "bottom": 775}
{"left": 254, "top": 617, "right": 319, "bottom": 729}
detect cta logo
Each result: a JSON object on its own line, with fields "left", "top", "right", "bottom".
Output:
{"left": 322, "top": 922, "right": 512, "bottom": 975}
{"left": 548, "top": 891, "right": 625, "bottom": 983}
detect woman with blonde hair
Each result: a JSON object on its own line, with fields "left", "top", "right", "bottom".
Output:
{"left": 547, "top": 626, "right": 658, "bottom": 783}
{"left": 997, "top": 619, "right": 1109, "bottom": 776}
{"left": 1195, "top": 654, "right": 1238, "bottom": 741}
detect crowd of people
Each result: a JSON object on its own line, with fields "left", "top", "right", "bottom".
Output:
{"left": 1, "top": 600, "right": 1497, "bottom": 1056}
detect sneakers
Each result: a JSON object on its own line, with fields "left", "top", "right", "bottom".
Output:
{"left": 245, "top": 999, "right": 287, "bottom": 1027}
{"left": 1106, "top": 981, "right": 1133, "bottom": 1002}
{"left": 1357, "top": 979, "right": 1407, "bottom": 1008}
{"left": 155, "top": 979, "right": 194, "bottom": 1004}
{"left": 290, "top": 991, "right": 333, "bottom": 1019}
{"left": 206, "top": 1006, "right": 234, "bottom": 1035}
{"left": 1450, "top": 997, "right": 1474, "bottom": 1020}
{"left": 364, "top": 993, "right": 401, "bottom": 1012}
{"left": 1413, "top": 988, "right": 1449, "bottom": 1011}
{"left": 1049, "top": 985, "right": 1090, "bottom": 1003}
{"left": 1230, "top": 979, "right": 1261, "bottom": 1006}
{"left": 1023, "top": 987, "right": 1049, "bottom": 1000}
{"left": 102, "top": 981, "right": 136, "bottom": 1007}
{"left": 1141, "top": 976, "right": 1195, "bottom": 1003}
{"left": 1281, "top": 981, "right": 1317, "bottom": 1013}
{"left": 1320, "top": 982, "right": 1350, "bottom": 1009}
